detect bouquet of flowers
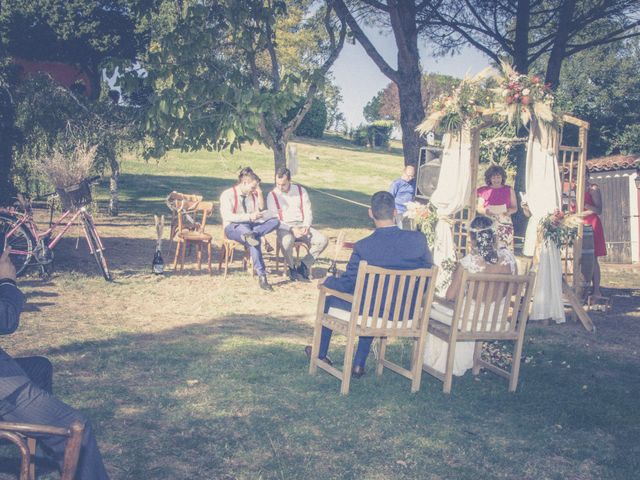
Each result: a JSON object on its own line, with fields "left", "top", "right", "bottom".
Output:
{"left": 404, "top": 201, "right": 438, "bottom": 247}
{"left": 494, "top": 62, "right": 557, "bottom": 128}
{"left": 417, "top": 68, "right": 494, "bottom": 134}
{"left": 539, "top": 209, "right": 583, "bottom": 248}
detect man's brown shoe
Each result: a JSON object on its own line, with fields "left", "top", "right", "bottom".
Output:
{"left": 304, "top": 345, "right": 332, "bottom": 366}
{"left": 352, "top": 365, "right": 365, "bottom": 378}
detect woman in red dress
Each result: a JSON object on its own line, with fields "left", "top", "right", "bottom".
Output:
{"left": 583, "top": 183, "right": 606, "bottom": 298}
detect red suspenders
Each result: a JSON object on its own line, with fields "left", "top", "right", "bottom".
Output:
{"left": 232, "top": 186, "right": 256, "bottom": 214}
{"left": 271, "top": 185, "right": 304, "bottom": 221}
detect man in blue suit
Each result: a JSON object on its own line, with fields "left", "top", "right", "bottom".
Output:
{"left": 306, "top": 191, "right": 433, "bottom": 377}
{"left": 0, "top": 250, "right": 110, "bottom": 479}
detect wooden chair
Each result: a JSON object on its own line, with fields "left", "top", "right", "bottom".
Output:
{"left": 309, "top": 261, "right": 438, "bottom": 395}
{"left": 0, "top": 420, "right": 84, "bottom": 480}
{"left": 165, "top": 191, "right": 203, "bottom": 241}
{"left": 172, "top": 200, "right": 214, "bottom": 273}
{"left": 422, "top": 271, "right": 536, "bottom": 393}
{"left": 218, "top": 233, "right": 253, "bottom": 278}
{"left": 274, "top": 237, "right": 310, "bottom": 275}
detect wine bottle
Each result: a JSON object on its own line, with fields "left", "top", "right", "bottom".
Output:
{"left": 152, "top": 249, "right": 164, "bottom": 274}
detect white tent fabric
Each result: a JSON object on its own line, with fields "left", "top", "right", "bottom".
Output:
{"left": 430, "top": 128, "right": 476, "bottom": 269}
{"left": 524, "top": 119, "right": 565, "bottom": 323}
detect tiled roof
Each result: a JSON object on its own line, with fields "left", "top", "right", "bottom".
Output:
{"left": 587, "top": 155, "right": 639, "bottom": 172}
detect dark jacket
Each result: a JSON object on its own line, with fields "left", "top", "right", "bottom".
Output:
{"left": 323, "top": 226, "right": 433, "bottom": 317}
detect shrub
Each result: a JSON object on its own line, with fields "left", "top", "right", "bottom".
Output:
{"left": 294, "top": 98, "right": 327, "bottom": 138}
{"left": 351, "top": 120, "right": 394, "bottom": 148}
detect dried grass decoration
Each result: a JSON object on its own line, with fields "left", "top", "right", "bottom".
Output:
{"left": 39, "top": 142, "right": 98, "bottom": 189}
{"left": 416, "top": 67, "right": 494, "bottom": 135}
{"left": 493, "top": 61, "right": 558, "bottom": 128}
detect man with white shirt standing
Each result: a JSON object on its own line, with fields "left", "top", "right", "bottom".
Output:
{"left": 220, "top": 167, "right": 279, "bottom": 291}
{"left": 267, "top": 167, "right": 328, "bottom": 281}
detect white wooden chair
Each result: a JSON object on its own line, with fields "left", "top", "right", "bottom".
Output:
{"left": 309, "top": 261, "right": 438, "bottom": 395}
{"left": 422, "top": 271, "right": 536, "bottom": 393}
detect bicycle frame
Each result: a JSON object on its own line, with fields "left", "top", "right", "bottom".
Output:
{"left": 5, "top": 206, "right": 92, "bottom": 257}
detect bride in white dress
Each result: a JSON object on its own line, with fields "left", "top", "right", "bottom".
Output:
{"left": 424, "top": 215, "right": 517, "bottom": 376}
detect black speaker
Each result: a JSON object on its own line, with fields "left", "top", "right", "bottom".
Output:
{"left": 415, "top": 146, "right": 443, "bottom": 200}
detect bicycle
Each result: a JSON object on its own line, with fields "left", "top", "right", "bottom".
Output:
{"left": 0, "top": 176, "right": 112, "bottom": 281}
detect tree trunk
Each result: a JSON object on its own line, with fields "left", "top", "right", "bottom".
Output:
{"left": 109, "top": 157, "right": 120, "bottom": 216}
{"left": 513, "top": 0, "right": 531, "bottom": 74}
{"left": 273, "top": 139, "right": 287, "bottom": 173}
{"left": 390, "top": 0, "right": 425, "bottom": 166}
{"left": 544, "top": 0, "right": 576, "bottom": 89}
{"left": 0, "top": 88, "right": 16, "bottom": 206}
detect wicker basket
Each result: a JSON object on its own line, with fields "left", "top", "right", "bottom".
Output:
{"left": 57, "top": 180, "right": 92, "bottom": 210}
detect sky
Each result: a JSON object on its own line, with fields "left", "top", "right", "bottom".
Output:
{"left": 330, "top": 28, "right": 491, "bottom": 128}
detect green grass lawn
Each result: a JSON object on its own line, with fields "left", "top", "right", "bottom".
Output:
{"left": 2, "top": 137, "right": 640, "bottom": 479}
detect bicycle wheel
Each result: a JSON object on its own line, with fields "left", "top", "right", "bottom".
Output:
{"left": 0, "top": 213, "right": 35, "bottom": 276}
{"left": 81, "top": 213, "right": 112, "bottom": 281}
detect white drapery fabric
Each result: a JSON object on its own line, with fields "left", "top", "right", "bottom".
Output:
{"left": 429, "top": 128, "right": 476, "bottom": 270}
{"left": 524, "top": 119, "right": 565, "bottom": 323}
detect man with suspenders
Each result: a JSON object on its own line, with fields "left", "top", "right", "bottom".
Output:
{"left": 267, "top": 167, "right": 328, "bottom": 281}
{"left": 220, "top": 168, "right": 279, "bottom": 291}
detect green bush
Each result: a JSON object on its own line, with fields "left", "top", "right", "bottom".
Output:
{"left": 294, "top": 97, "right": 327, "bottom": 138}
{"left": 351, "top": 120, "right": 394, "bottom": 148}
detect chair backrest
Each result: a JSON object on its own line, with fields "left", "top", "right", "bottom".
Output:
{"left": 0, "top": 420, "right": 84, "bottom": 480}
{"left": 452, "top": 271, "right": 536, "bottom": 336}
{"left": 350, "top": 261, "right": 438, "bottom": 336}
{"left": 175, "top": 200, "right": 214, "bottom": 234}
{"left": 165, "top": 191, "right": 203, "bottom": 212}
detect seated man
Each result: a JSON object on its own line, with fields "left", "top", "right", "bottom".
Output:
{"left": 220, "top": 167, "right": 279, "bottom": 291}
{"left": 0, "top": 250, "right": 110, "bottom": 479}
{"left": 388, "top": 164, "right": 416, "bottom": 228}
{"left": 305, "top": 191, "right": 433, "bottom": 377}
{"left": 267, "top": 167, "right": 328, "bottom": 281}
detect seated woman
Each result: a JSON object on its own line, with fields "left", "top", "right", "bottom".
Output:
{"left": 423, "top": 215, "right": 517, "bottom": 376}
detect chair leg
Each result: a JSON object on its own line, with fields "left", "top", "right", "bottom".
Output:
{"left": 172, "top": 241, "right": 181, "bottom": 270}
{"left": 341, "top": 334, "right": 357, "bottom": 395}
{"left": 196, "top": 242, "right": 203, "bottom": 270}
{"left": 309, "top": 321, "right": 323, "bottom": 376}
{"left": 207, "top": 242, "right": 212, "bottom": 274}
{"left": 180, "top": 240, "right": 187, "bottom": 270}
{"left": 28, "top": 437, "right": 36, "bottom": 480}
{"left": 224, "top": 244, "right": 233, "bottom": 278}
{"left": 275, "top": 241, "right": 281, "bottom": 274}
{"left": 472, "top": 341, "right": 483, "bottom": 375}
{"left": 411, "top": 333, "right": 429, "bottom": 393}
{"left": 376, "top": 337, "right": 387, "bottom": 377}
{"left": 509, "top": 339, "right": 525, "bottom": 392}
{"left": 443, "top": 341, "right": 457, "bottom": 394}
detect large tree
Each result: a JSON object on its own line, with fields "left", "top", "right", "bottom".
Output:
{"left": 364, "top": 72, "right": 459, "bottom": 123}
{"left": 422, "top": 0, "right": 640, "bottom": 88}
{"left": 557, "top": 37, "right": 640, "bottom": 156}
{"left": 332, "top": 0, "right": 426, "bottom": 165}
{"left": 134, "top": 0, "right": 345, "bottom": 172}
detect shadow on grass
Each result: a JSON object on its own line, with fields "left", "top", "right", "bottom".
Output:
{"left": 6, "top": 314, "right": 637, "bottom": 479}
{"left": 96, "top": 173, "right": 374, "bottom": 230}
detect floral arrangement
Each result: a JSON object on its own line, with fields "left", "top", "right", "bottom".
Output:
{"left": 494, "top": 62, "right": 557, "bottom": 128}
{"left": 539, "top": 209, "right": 583, "bottom": 248}
{"left": 417, "top": 68, "right": 494, "bottom": 134}
{"left": 404, "top": 201, "right": 438, "bottom": 247}
{"left": 437, "top": 257, "right": 458, "bottom": 293}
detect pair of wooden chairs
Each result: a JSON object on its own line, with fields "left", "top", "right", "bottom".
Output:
{"left": 0, "top": 420, "right": 84, "bottom": 480}
{"left": 308, "top": 261, "right": 536, "bottom": 395}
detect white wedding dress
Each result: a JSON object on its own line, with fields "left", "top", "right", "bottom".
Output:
{"left": 423, "top": 249, "right": 517, "bottom": 376}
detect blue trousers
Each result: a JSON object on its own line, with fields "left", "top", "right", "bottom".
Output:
{"left": 224, "top": 218, "right": 279, "bottom": 276}
{"left": 318, "top": 296, "right": 374, "bottom": 369}
{"left": 1, "top": 357, "right": 109, "bottom": 480}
